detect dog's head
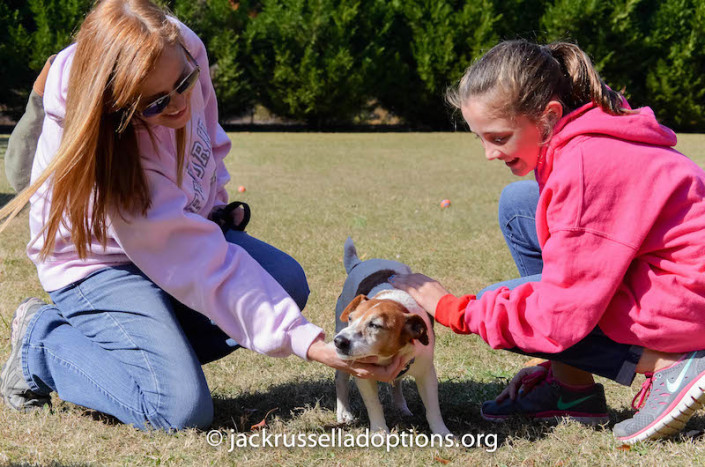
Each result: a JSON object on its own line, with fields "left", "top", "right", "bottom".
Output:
{"left": 333, "top": 294, "right": 429, "bottom": 360}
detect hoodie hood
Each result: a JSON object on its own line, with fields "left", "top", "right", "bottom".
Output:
{"left": 535, "top": 102, "right": 677, "bottom": 187}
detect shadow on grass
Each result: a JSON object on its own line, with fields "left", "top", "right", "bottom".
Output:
{"left": 65, "top": 377, "right": 705, "bottom": 445}
{"left": 207, "top": 378, "right": 606, "bottom": 446}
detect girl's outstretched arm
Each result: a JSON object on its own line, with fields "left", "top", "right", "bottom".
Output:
{"left": 389, "top": 273, "right": 451, "bottom": 318}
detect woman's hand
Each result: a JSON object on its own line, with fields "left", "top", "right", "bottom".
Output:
{"left": 389, "top": 273, "right": 451, "bottom": 317}
{"left": 208, "top": 203, "right": 246, "bottom": 229}
{"left": 307, "top": 338, "right": 405, "bottom": 383}
{"left": 495, "top": 365, "right": 549, "bottom": 402}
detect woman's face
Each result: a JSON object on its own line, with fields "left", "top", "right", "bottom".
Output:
{"left": 137, "top": 43, "right": 196, "bottom": 130}
{"left": 461, "top": 97, "right": 544, "bottom": 177}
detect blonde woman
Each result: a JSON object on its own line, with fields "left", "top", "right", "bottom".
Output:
{"left": 0, "top": 0, "right": 402, "bottom": 430}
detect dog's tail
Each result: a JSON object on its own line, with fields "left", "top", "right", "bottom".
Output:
{"left": 343, "top": 237, "right": 361, "bottom": 273}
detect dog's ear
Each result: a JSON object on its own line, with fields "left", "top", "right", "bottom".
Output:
{"left": 341, "top": 295, "right": 368, "bottom": 322}
{"left": 403, "top": 314, "right": 429, "bottom": 345}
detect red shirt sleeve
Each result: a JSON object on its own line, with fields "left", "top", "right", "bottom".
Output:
{"left": 435, "top": 294, "right": 475, "bottom": 334}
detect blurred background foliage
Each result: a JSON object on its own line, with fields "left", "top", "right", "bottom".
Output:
{"left": 1, "top": 0, "right": 703, "bottom": 130}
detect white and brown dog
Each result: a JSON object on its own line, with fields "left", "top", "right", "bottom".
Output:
{"left": 334, "top": 238, "right": 451, "bottom": 435}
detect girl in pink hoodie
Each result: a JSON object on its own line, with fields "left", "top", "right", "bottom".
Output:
{"left": 391, "top": 40, "right": 705, "bottom": 444}
{"left": 0, "top": 0, "right": 401, "bottom": 430}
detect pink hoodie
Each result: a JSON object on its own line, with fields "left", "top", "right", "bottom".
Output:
{"left": 436, "top": 103, "right": 705, "bottom": 354}
{"left": 28, "top": 20, "right": 323, "bottom": 360}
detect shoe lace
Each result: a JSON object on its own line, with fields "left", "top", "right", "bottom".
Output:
{"left": 631, "top": 372, "right": 654, "bottom": 410}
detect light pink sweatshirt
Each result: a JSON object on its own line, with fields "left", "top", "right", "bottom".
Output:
{"left": 28, "top": 20, "right": 323, "bottom": 360}
{"left": 437, "top": 103, "right": 705, "bottom": 354}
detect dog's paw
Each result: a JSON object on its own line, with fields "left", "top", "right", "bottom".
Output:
{"left": 336, "top": 409, "right": 355, "bottom": 424}
{"left": 431, "top": 426, "right": 453, "bottom": 437}
{"left": 369, "top": 423, "right": 390, "bottom": 433}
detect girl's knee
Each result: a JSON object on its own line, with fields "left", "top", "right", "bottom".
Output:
{"left": 498, "top": 180, "right": 540, "bottom": 231}
{"left": 498, "top": 181, "right": 538, "bottom": 218}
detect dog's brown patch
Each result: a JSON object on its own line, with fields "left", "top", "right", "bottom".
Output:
{"left": 343, "top": 296, "right": 429, "bottom": 356}
{"left": 403, "top": 314, "right": 429, "bottom": 345}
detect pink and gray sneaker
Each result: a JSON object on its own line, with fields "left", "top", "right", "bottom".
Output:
{"left": 614, "top": 351, "right": 705, "bottom": 444}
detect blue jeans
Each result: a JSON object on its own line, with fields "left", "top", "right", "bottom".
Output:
{"left": 21, "top": 230, "right": 309, "bottom": 430}
{"left": 477, "top": 180, "right": 642, "bottom": 386}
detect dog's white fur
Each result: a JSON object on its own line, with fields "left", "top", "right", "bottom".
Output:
{"left": 334, "top": 240, "right": 451, "bottom": 435}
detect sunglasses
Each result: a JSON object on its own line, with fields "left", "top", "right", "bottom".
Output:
{"left": 141, "top": 46, "right": 200, "bottom": 118}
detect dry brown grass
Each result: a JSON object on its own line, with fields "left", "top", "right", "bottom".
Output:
{"left": 2, "top": 132, "right": 705, "bottom": 466}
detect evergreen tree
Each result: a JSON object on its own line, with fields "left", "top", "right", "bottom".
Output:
{"left": 0, "top": 1, "right": 34, "bottom": 120}
{"left": 373, "top": 0, "right": 499, "bottom": 129}
{"left": 645, "top": 0, "right": 705, "bottom": 131}
{"left": 539, "top": 0, "right": 659, "bottom": 109}
{"left": 170, "top": 0, "right": 255, "bottom": 119}
{"left": 492, "top": 0, "right": 547, "bottom": 41}
{"left": 0, "top": 0, "right": 702, "bottom": 130}
{"left": 245, "top": 0, "right": 386, "bottom": 126}
{"left": 0, "top": 0, "right": 90, "bottom": 119}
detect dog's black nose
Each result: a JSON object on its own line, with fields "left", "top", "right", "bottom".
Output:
{"left": 334, "top": 335, "right": 350, "bottom": 352}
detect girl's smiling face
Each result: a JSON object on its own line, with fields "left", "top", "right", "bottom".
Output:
{"left": 137, "top": 43, "right": 196, "bottom": 129}
{"left": 461, "top": 97, "right": 545, "bottom": 177}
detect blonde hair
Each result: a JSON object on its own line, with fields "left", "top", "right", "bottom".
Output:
{"left": 447, "top": 40, "right": 629, "bottom": 125}
{"left": 0, "top": 0, "right": 187, "bottom": 260}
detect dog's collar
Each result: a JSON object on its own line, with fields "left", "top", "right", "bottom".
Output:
{"left": 395, "top": 357, "right": 415, "bottom": 380}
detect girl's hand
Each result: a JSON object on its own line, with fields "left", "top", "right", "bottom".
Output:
{"left": 306, "top": 338, "right": 405, "bottom": 383}
{"left": 389, "top": 273, "right": 450, "bottom": 317}
{"left": 496, "top": 365, "right": 549, "bottom": 402}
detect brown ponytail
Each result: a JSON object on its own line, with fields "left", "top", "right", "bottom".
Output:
{"left": 448, "top": 39, "right": 630, "bottom": 122}
{"left": 545, "top": 42, "right": 628, "bottom": 116}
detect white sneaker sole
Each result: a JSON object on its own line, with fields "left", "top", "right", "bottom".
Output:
{"left": 617, "top": 373, "right": 705, "bottom": 444}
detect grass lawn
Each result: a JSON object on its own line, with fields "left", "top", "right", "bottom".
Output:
{"left": 2, "top": 132, "right": 705, "bottom": 465}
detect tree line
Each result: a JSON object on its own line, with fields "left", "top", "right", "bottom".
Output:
{"left": 1, "top": 0, "right": 703, "bottom": 131}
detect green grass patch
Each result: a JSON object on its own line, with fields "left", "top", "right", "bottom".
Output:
{"left": 2, "top": 133, "right": 705, "bottom": 465}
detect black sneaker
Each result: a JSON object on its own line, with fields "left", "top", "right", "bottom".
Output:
{"left": 1, "top": 298, "right": 51, "bottom": 412}
{"left": 482, "top": 368, "right": 609, "bottom": 425}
